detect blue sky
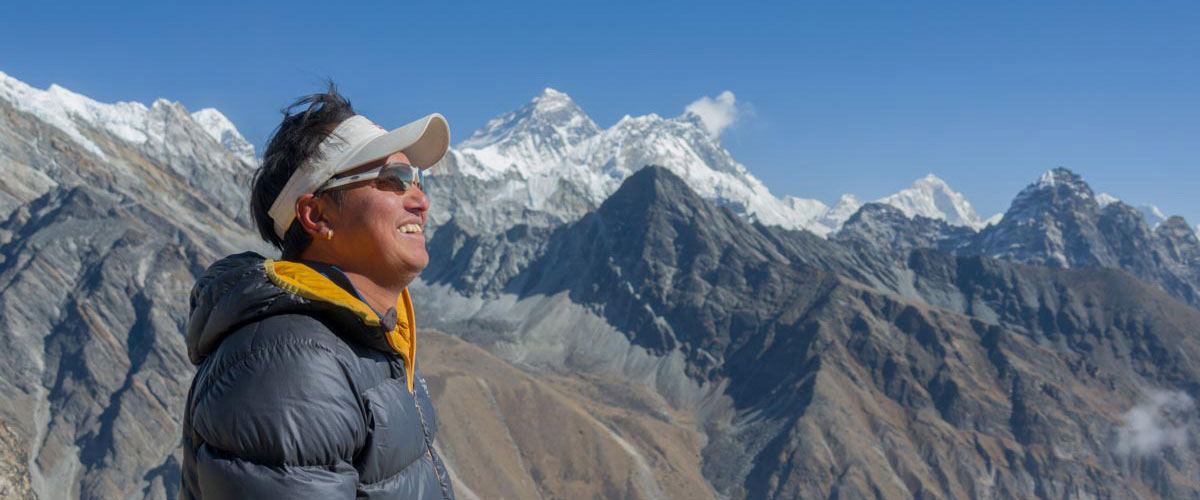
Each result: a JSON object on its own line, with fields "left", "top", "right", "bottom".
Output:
{"left": 2, "top": 1, "right": 1197, "bottom": 221}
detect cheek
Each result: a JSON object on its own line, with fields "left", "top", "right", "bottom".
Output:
{"left": 361, "top": 200, "right": 404, "bottom": 238}
{"left": 333, "top": 200, "right": 381, "bottom": 238}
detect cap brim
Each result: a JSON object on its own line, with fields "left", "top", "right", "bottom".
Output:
{"left": 339, "top": 113, "right": 450, "bottom": 171}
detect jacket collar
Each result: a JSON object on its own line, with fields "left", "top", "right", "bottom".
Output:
{"left": 264, "top": 259, "right": 418, "bottom": 392}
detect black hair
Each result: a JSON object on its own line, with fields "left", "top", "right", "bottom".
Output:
{"left": 250, "top": 83, "right": 354, "bottom": 259}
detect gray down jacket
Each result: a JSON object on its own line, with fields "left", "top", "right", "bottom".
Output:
{"left": 181, "top": 252, "right": 455, "bottom": 499}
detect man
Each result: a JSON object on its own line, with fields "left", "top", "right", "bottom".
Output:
{"left": 180, "top": 87, "right": 456, "bottom": 499}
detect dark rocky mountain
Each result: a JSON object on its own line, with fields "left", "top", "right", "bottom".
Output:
{"left": 997, "top": 169, "right": 1200, "bottom": 307}
{"left": 834, "top": 202, "right": 976, "bottom": 254}
{"left": 969, "top": 167, "right": 1111, "bottom": 268}
{"left": 835, "top": 167, "right": 1200, "bottom": 311}
{"left": 461, "top": 166, "right": 1200, "bottom": 499}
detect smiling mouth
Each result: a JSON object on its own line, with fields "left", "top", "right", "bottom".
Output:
{"left": 398, "top": 223, "right": 423, "bottom": 235}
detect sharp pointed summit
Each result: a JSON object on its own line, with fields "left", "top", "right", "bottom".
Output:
{"left": 1026, "top": 167, "right": 1094, "bottom": 199}
{"left": 970, "top": 167, "right": 1111, "bottom": 268}
{"left": 530, "top": 87, "right": 576, "bottom": 110}
{"left": 456, "top": 87, "right": 599, "bottom": 170}
{"left": 878, "top": 173, "right": 984, "bottom": 229}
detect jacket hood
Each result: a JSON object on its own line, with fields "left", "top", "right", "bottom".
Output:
{"left": 186, "top": 252, "right": 417, "bottom": 389}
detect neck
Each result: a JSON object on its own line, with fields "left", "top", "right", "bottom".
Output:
{"left": 341, "top": 270, "right": 404, "bottom": 316}
{"left": 298, "top": 247, "right": 409, "bottom": 316}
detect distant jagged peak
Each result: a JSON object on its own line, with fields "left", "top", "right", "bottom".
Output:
{"left": 0, "top": 69, "right": 214, "bottom": 161}
{"left": 878, "top": 173, "right": 984, "bottom": 229}
{"left": 828, "top": 193, "right": 863, "bottom": 216}
{"left": 574, "top": 107, "right": 759, "bottom": 191}
{"left": 814, "top": 194, "right": 864, "bottom": 234}
{"left": 816, "top": 173, "right": 986, "bottom": 234}
{"left": 191, "top": 107, "right": 230, "bottom": 126}
{"left": 0, "top": 70, "right": 122, "bottom": 158}
{"left": 605, "top": 110, "right": 708, "bottom": 143}
{"left": 191, "top": 108, "right": 257, "bottom": 166}
{"left": 458, "top": 87, "right": 599, "bottom": 153}
{"left": 828, "top": 193, "right": 864, "bottom": 216}
{"left": 611, "top": 112, "right": 666, "bottom": 129}
{"left": 1028, "top": 167, "right": 1093, "bottom": 195}
{"left": 913, "top": 173, "right": 951, "bottom": 189}
{"left": 531, "top": 87, "right": 574, "bottom": 110}
{"left": 1008, "top": 167, "right": 1096, "bottom": 215}
{"left": 447, "top": 87, "right": 817, "bottom": 234}
{"left": 1096, "top": 192, "right": 1120, "bottom": 207}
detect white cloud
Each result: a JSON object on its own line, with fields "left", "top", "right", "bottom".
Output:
{"left": 1115, "top": 390, "right": 1194, "bottom": 456}
{"left": 685, "top": 90, "right": 738, "bottom": 137}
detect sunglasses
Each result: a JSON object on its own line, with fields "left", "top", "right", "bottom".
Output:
{"left": 316, "top": 163, "right": 425, "bottom": 195}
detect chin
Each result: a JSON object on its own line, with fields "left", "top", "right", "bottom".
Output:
{"left": 396, "top": 257, "right": 429, "bottom": 279}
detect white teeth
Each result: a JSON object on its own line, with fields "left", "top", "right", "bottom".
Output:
{"left": 398, "top": 224, "right": 423, "bottom": 234}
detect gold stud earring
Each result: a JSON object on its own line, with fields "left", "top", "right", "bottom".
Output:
{"left": 325, "top": 230, "right": 334, "bottom": 241}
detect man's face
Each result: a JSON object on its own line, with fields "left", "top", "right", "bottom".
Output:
{"left": 323, "top": 151, "right": 429, "bottom": 284}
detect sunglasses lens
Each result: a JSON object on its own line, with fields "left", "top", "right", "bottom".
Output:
{"left": 376, "top": 164, "right": 422, "bottom": 191}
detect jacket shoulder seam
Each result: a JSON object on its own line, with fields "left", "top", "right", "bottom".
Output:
{"left": 195, "top": 323, "right": 351, "bottom": 407}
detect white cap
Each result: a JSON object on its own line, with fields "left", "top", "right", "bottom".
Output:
{"left": 267, "top": 113, "right": 450, "bottom": 239}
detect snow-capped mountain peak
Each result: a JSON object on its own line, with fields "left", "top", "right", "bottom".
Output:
{"left": 442, "top": 87, "right": 822, "bottom": 233}
{"left": 878, "top": 173, "right": 985, "bottom": 229}
{"left": 0, "top": 70, "right": 258, "bottom": 169}
{"left": 531, "top": 87, "right": 575, "bottom": 111}
{"left": 456, "top": 86, "right": 597, "bottom": 151}
{"left": 456, "top": 87, "right": 599, "bottom": 171}
{"left": 812, "top": 194, "right": 864, "bottom": 234}
{"left": 0, "top": 71, "right": 136, "bottom": 158}
{"left": 191, "top": 108, "right": 257, "bottom": 166}
{"left": 816, "top": 175, "right": 987, "bottom": 234}
{"left": 442, "top": 89, "right": 1024, "bottom": 238}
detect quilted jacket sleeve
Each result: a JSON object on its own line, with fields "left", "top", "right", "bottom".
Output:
{"left": 188, "top": 332, "right": 367, "bottom": 499}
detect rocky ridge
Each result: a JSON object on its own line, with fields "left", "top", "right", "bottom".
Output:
{"left": 433, "top": 88, "right": 998, "bottom": 239}
{"left": 937, "top": 168, "right": 1200, "bottom": 308}
{"left": 421, "top": 166, "right": 1200, "bottom": 499}
{"left": 0, "top": 72, "right": 262, "bottom": 500}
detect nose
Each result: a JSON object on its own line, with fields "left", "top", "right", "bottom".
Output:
{"left": 404, "top": 185, "right": 430, "bottom": 214}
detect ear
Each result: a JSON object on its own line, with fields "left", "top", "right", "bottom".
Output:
{"left": 295, "top": 194, "right": 333, "bottom": 239}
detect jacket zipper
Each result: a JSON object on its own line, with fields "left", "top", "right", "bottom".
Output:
{"left": 390, "top": 356, "right": 452, "bottom": 499}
